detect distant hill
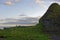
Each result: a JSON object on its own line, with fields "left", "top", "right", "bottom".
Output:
{"left": 39, "top": 3, "right": 60, "bottom": 35}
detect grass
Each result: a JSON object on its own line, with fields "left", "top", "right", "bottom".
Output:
{"left": 0, "top": 23, "right": 49, "bottom": 40}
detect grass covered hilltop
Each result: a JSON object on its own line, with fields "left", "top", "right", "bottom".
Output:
{"left": 0, "top": 3, "right": 60, "bottom": 40}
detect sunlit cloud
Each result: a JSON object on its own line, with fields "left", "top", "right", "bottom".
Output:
{"left": 0, "top": 0, "right": 21, "bottom": 6}
{"left": 4, "top": 1, "right": 14, "bottom": 5}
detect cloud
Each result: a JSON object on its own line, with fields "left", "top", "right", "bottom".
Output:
{"left": 1, "top": 0, "right": 21, "bottom": 6}
{"left": 0, "top": 13, "right": 39, "bottom": 28}
{"left": 0, "top": 18, "right": 18, "bottom": 23}
{"left": 19, "top": 14, "right": 27, "bottom": 17}
{"left": 35, "top": 0, "right": 60, "bottom": 7}
{"left": 0, "top": 16, "right": 39, "bottom": 26}
{"left": 1, "top": 0, "right": 60, "bottom": 6}
{"left": 35, "top": 0, "right": 45, "bottom": 7}
{"left": 4, "top": 1, "right": 14, "bottom": 5}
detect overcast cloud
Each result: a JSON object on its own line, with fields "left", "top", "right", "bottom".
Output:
{"left": 0, "top": 15, "right": 39, "bottom": 29}
{"left": 0, "top": 17, "right": 39, "bottom": 24}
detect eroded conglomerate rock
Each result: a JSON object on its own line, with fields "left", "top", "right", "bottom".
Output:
{"left": 39, "top": 3, "right": 60, "bottom": 34}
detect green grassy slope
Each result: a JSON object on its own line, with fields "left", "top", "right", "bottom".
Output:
{"left": 0, "top": 23, "right": 49, "bottom": 40}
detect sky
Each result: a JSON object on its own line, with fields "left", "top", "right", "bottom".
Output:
{"left": 0, "top": 0, "right": 60, "bottom": 29}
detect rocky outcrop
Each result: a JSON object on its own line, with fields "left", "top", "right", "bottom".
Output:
{"left": 39, "top": 3, "right": 60, "bottom": 34}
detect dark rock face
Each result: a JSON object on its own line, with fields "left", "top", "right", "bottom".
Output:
{"left": 39, "top": 3, "right": 60, "bottom": 34}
